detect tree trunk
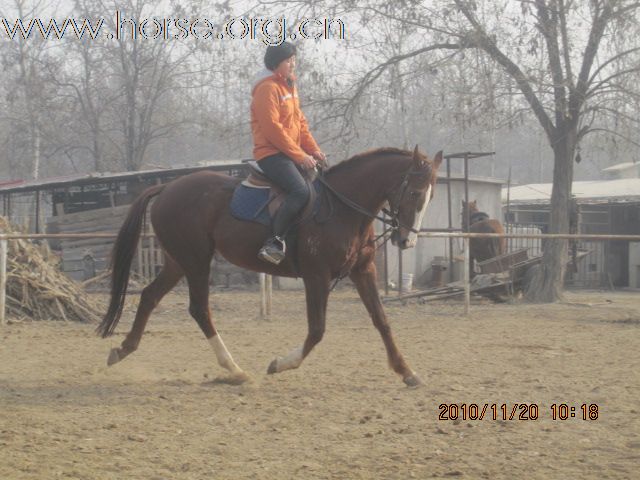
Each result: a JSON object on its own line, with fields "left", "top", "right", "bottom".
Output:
{"left": 525, "top": 125, "right": 576, "bottom": 302}
{"left": 92, "top": 133, "right": 102, "bottom": 172}
{"left": 32, "top": 124, "right": 40, "bottom": 180}
{"left": 125, "top": 99, "right": 136, "bottom": 171}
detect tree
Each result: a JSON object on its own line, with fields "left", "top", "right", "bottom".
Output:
{"left": 271, "top": 0, "right": 640, "bottom": 301}
{"left": 0, "top": 0, "right": 52, "bottom": 179}
{"left": 46, "top": 17, "right": 114, "bottom": 171}
{"left": 452, "top": 0, "right": 640, "bottom": 301}
{"left": 73, "top": 0, "right": 220, "bottom": 171}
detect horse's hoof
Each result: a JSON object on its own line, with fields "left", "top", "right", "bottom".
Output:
{"left": 403, "top": 374, "right": 424, "bottom": 387}
{"left": 107, "top": 348, "right": 121, "bottom": 366}
{"left": 212, "top": 371, "right": 251, "bottom": 385}
{"left": 267, "top": 358, "right": 279, "bottom": 375}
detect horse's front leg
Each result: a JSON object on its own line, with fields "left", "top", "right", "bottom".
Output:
{"left": 350, "top": 261, "right": 422, "bottom": 387}
{"left": 267, "top": 273, "right": 329, "bottom": 374}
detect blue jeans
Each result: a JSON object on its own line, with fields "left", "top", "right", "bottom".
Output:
{"left": 258, "top": 153, "right": 310, "bottom": 237}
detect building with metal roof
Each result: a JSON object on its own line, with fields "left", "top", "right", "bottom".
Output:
{"left": 502, "top": 179, "right": 640, "bottom": 289}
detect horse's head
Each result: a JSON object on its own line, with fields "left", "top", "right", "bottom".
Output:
{"left": 461, "top": 199, "right": 479, "bottom": 216}
{"left": 461, "top": 200, "right": 477, "bottom": 227}
{"left": 390, "top": 146, "right": 443, "bottom": 249}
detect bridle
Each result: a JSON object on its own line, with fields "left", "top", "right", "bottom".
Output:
{"left": 316, "top": 163, "right": 432, "bottom": 238}
{"left": 315, "top": 162, "right": 433, "bottom": 290}
{"left": 312, "top": 161, "right": 432, "bottom": 290}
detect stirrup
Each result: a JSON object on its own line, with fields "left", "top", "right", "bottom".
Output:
{"left": 258, "top": 236, "right": 286, "bottom": 265}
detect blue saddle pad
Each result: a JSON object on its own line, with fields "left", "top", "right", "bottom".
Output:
{"left": 230, "top": 184, "right": 272, "bottom": 226}
{"left": 230, "top": 180, "right": 322, "bottom": 227}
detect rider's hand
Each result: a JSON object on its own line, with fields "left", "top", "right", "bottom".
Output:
{"left": 301, "top": 154, "right": 317, "bottom": 170}
{"left": 312, "top": 151, "right": 327, "bottom": 168}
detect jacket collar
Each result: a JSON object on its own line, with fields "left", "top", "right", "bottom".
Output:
{"left": 275, "top": 71, "right": 296, "bottom": 86}
{"left": 251, "top": 69, "right": 296, "bottom": 93}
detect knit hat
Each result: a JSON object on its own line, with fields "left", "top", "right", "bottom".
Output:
{"left": 264, "top": 42, "right": 297, "bottom": 71}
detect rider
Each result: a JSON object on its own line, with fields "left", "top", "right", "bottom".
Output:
{"left": 251, "top": 42, "right": 326, "bottom": 265}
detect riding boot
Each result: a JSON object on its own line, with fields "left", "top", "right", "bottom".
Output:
{"left": 255, "top": 153, "right": 310, "bottom": 265}
{"left": 258, "top": 186, "right": 308, "bottom": 265}
{"left": 258, "top": 200, "right": 298, "bottom": 265}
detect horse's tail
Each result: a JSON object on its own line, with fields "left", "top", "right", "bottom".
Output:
{"left": 97, "top": 184, "right": 165, "bottom": 338}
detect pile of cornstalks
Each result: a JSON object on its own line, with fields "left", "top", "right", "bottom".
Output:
{"left": 1, "top": 218, "right": 103, "bottom": 322}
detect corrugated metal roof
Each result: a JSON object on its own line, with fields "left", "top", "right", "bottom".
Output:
{"left": 0, "top": 160, "right": 248, "bottom": 195}
{"left": 503, "top": 178, "right": 640, "bottom": 204}
{"left": 0, "top": 160, "right": 505, "bottom": 195}
{"left": 602, "top": 162, "right": 639, "bottom": 172}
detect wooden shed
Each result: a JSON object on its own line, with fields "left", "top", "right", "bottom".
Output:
{"left": 0, "top": 161, "right": 248, "bottom": 281}
{"left": 503, "top": 179, "right": 640, "bottom": 288}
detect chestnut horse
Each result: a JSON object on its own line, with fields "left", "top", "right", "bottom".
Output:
{"left": 98, "top": 147, "right": 443, "bottom": 387}
{"left": 461, "top": 200, "right": 506, "bottom": 277}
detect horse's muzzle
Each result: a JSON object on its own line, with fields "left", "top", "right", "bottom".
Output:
{"left": 391, "top": 231, "right": 414, "bottom": 250}
{"left": 399, "top": 238, "right": 414, "bottom": 250}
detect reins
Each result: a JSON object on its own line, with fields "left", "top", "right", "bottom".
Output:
{"left": 315, "top": 166, "right": 425, "bottom": 236}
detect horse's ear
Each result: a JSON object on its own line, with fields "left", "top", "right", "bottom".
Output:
{"left": 433, "top": 150, "right": 443, "bottom": 170}
{"left": 412, "top": 144, "right": 426, "bottom": 168}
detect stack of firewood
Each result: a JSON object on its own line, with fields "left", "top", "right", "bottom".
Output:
{"left": 1, "top": 218, "right": 103, "bottom": 322}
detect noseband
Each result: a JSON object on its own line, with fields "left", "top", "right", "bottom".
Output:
{"left": 384, "top": 168, "right": 431, "bottom": 233}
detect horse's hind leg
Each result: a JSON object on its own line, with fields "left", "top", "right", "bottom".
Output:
{"left": 350, "top": 260, "right": 422, "bottom": 387}
{"left": 469, "top": 251, "right": 476, "bottom": 279}
{"left": 184, "top": 258, "right": 249, "bottom": 384}
{"left": 108, "top": 254, "right": 183, "bottom": 366}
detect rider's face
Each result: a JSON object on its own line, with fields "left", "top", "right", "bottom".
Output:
{"left": 274, "top": 55, "right": 295, "bottom": 78}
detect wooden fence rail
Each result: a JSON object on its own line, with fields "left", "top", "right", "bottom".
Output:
{"left": 1, "top": 232, "right": 640, "bottom": 324}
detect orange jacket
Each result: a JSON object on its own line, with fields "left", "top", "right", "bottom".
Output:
{"left": 251, "top": 71, "right": 320, "bottom": 164}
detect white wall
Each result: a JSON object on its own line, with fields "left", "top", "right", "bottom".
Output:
{"left": 629, "top": 242, "right": 640, "bottom": 288}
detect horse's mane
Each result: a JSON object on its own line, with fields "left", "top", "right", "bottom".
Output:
{"left": 326, "top": 147, "right": 420, "bottom": 175}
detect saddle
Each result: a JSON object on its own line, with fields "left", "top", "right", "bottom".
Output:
{"left": 469, "top": 211, "right": 490, "bottom": 225}
{"left": 230, "top": 160, "right": 319, "bottom": 227}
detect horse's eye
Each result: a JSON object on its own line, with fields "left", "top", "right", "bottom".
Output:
{"left": 410, "top": 191, "right": 419, "bottom": 198}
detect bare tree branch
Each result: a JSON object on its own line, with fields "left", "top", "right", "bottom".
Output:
{"left": 588, "top": 46, "right": 640, "bottom": 83}
{"left": 535, "top": 0, "right": 568, "bottom": 124}
{"left": 571, "top": 0, "right": 614, "bottom": 114}
{"left": 454, "top": 0, "right": 556, "bottom": 140}
{"left": 344, "top": 43, "right": 466, "bottom": 121}
{"left": 558, "top": 0, "right": 576, "bottom": 90}
{"left": 586, "top": 127, "right": 640, "bottom": 147}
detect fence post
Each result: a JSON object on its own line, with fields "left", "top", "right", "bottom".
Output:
{"left": 463, "top": 236, "right": 470, "bottom": 315}
{"left": 265, "top": 274, "right": 272, "bottom": 318}
{"left": 0, "top": 238, "right": 7, "bottom": 325}
{"left": 259, "top": 273, "right": 267, "bottom": 320}
{"left": 398, "top": 246, "right": 403, "bottom": 296}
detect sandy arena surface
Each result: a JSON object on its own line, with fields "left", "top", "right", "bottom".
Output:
{"left": 1, "top": 287, "right": 639, "bottom": 479}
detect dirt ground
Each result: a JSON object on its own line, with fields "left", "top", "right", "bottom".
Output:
{"left": 1, "top": 287, "right": 639, "bottom": 479}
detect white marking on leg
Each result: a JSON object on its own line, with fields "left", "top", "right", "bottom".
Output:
{"left": 209, "top": 334, "right": 243, "bottom": 374}
{"left": 407, "top": 185, "right": 431, "bottom": 248}
{"left": 274, "top": 346, "right": 304, "bottom": 373}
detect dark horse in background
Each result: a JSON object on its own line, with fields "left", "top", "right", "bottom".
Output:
{"left": 461, "top": 200, "right": 506, "bottom": 277}
{"left": 97, "top": 147, "right": 443, "bottom": 387}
